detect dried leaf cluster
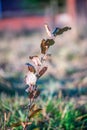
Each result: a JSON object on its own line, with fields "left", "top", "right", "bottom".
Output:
{"left": 11, "top": 24, "right": 71, "bottom": 129}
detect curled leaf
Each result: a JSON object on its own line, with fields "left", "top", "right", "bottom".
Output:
{"left": 40, "top": 38, "right": 55, "bottom": 54}
{"left": 29, "top": 108, "right": 42, "bottom": 119}
{"left": 37, "top": 66, "right": 48, "bottom": 78}
{"left": 52, "top": 26, "right": 71, "bottom": 36}
{"left": 45, "top": 39, "right": 55, "bottom": 46}
{"left": 25, "top": 63, "right": 36, "bottom": 73}
{"left": 41, "top": 39, "right": 48, "bottom": 54}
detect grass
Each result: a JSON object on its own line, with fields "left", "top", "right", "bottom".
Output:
{"left": 0, "top": 90, "right": 87, "bottom": 130}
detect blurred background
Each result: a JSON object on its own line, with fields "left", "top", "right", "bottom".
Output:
{"left": 0, "top": 0, "right": 87, "bottom": 93}
{"left": 0, "top": 0, "right": 87, "bottom": 129}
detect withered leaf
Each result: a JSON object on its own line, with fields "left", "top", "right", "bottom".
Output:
{"left": 25, "top": 63, "right": 36, "bottom": 73}
{"left": 11, "top": 121, "right": 32, "bottom": 128}
{"left": 53, "top": 26, "right": 71, "bottom": 36}
{"left": 37, "top": 67, "right": 48, "bottom": 78}
{"left": 29, "top": 108, "right": 42, "bottom": 119}
{"left": 40, "top": 39, "right": 48, "bottom": 54}
{"left": 45, "top": 39, "right": 55, "bottom": 46}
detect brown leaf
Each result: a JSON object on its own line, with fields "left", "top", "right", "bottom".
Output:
{"left": 40, "top": 38, "right": 55, "bottom": 54}
{"left": 37, "top": 67, "right": 48, "bottom": 78}
{"left": 45, "top": 39, "right": 55, "bottom": 46}
{"left": 29, "top": 108, "right": 42, "bottom": 119}
{"left": 40, "top": 39, "right": 48, "bottom": 54}
{"left": 11, "top": 121, "right": 32, "bottom": 128}
{"left": 25, "top": 63, "right": 36, "bottom": 73}
{"left": 53, "top": 26, "right": 71, "bottom": 36}
{"left": 28, "top": 66, "right": 36, "bottom": 73}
